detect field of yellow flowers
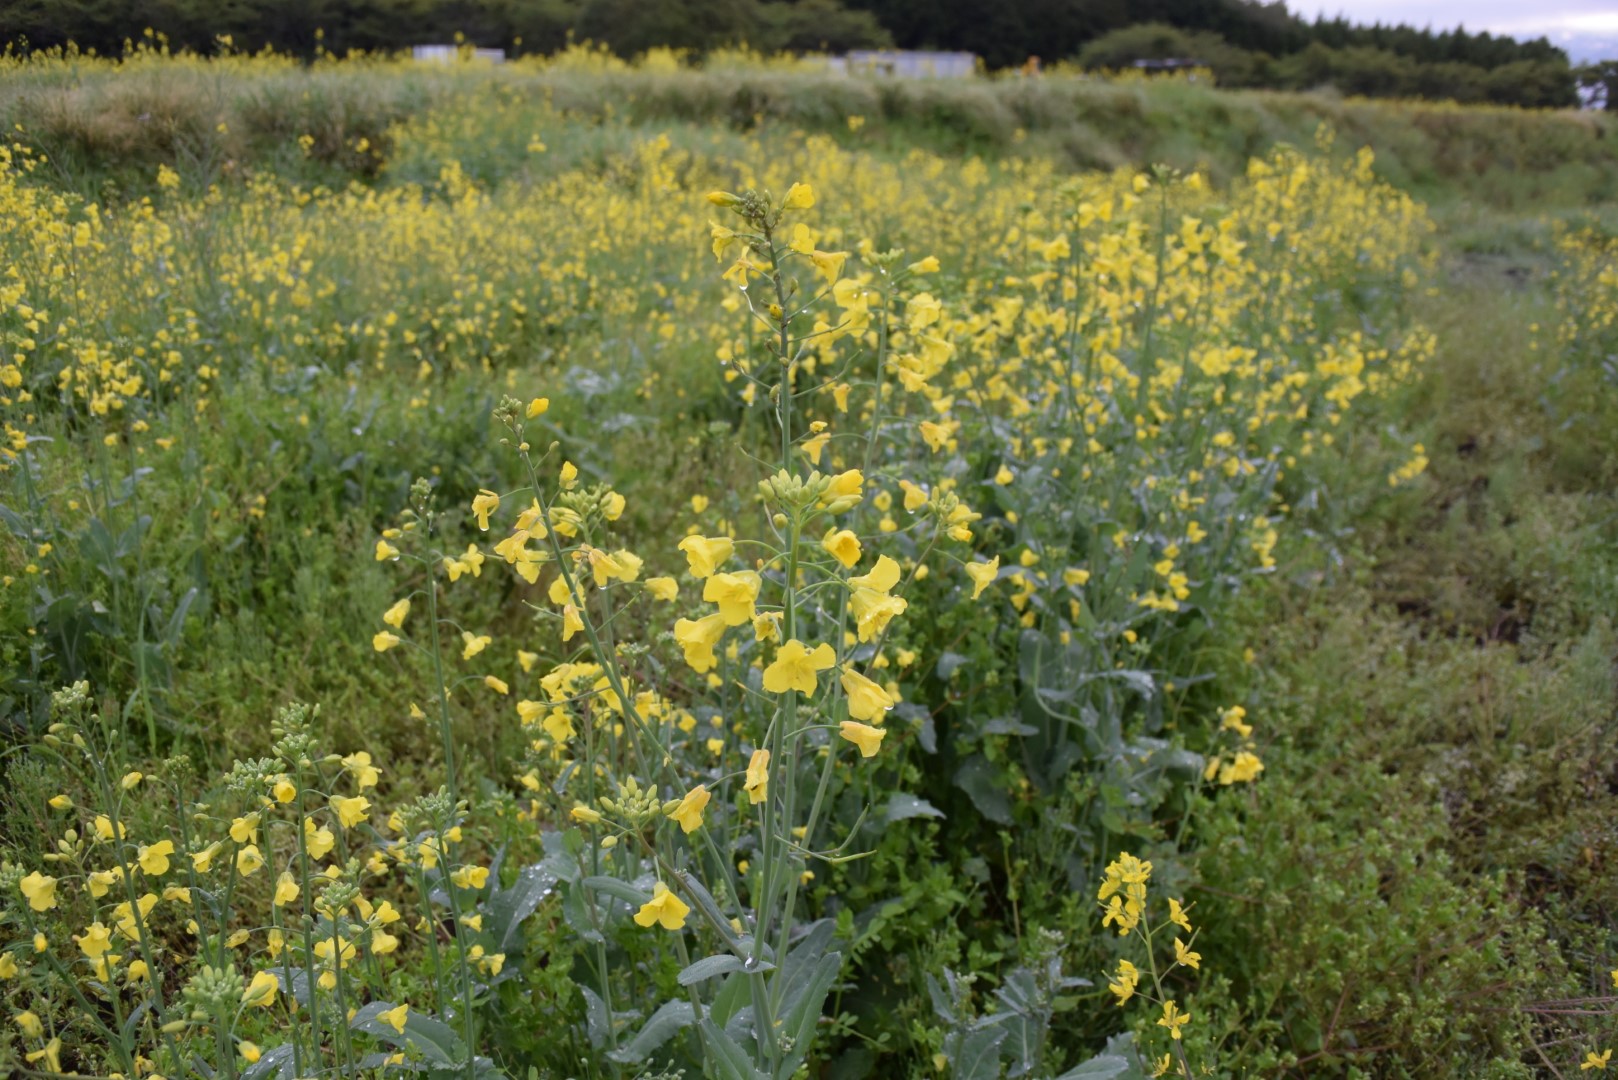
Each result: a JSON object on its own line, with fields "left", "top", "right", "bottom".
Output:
{"left": 2, "top": 48, "right": 1617, "bottom": 1080}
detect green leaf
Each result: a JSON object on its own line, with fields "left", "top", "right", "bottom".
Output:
{"left": 484, "top": 862, "right": 559, "bottom": 953}
{"left": 1051, "top": 1054, "right": 1133, "bottom": 1079}
{"left": 700, "top": 1018, "right": 769, "bottom": 1080}
{"left": 579, "top": 985, "right": 610, "bottom": 1049}
{"left": 885, "top": 793, "right": 945, "bottom": 823}
{"left": 953, "top": 754, "right": 1013, "bottom": 824}
{"left": 678, "top": 953, "right": 747, "bottom": 986}
{"left": 581, "top": 874, "right": 649, "bottom": 907}
{"left": 708, "top": 968, "right": 753, "bottom": 1029}
{"left": 604, "top": 999, "right": 694, "bottom": 1064}
{"left": 776, "top": 950, "right": 841, "bottom": 1079}
{"left": 349, "top": 1002, "right": 466, "bottom": 1066}
{"left": 241, "top": 1043, "right": 296, "bottom": 1080}
{"left": 950, "top": 1026, "right": 1009, "bottom": 1080}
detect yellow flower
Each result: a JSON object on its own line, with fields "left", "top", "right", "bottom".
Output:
{"left": 382, "top": 598, "right": 410, "bottom": 628}
{"left": 1218, "top": 750, "right": 1264, "bottom": 785}
{"left": 375, "top": 539, "right": 399, "bottom": 561}
{"left": 1169, "top": 898, "right": 1193, "bottom": 932}
{"left": 451, "top": 865, "right": 491, "bottom": 890}
{"left": 526, "top": 397, "right": 549, "bottom": 418}
{"left": 24, "top": 1039, "right": 61, "bottom": 1074}
{"left": 343, "top": 751, "right": 382, "bottom": 789}
{"left": 272, "top": 775, "right": 297, "bottom": 802}
{"left": 821, "top": 528, "right": 862, "bottom": 569}
{"left": 121, "top": 770, "right": 144, "bottom": 790}
{"left": 240, "top": 1042, "right": 262, "bottom": 1064}
{"left": 1173, "top": 937, "right": 1201, "bottom": 970}
{"left": 570, "top": 804, "right": 601, "bottom": 824}
{"left": 744, "top": 749, "right": 771, "bottom": 804}
{"left": 19, "top": 872, "right": 57, "bottom": 912}
{"left": 673, "top": 613, "right": 728, "bottom": 673}
{"left": 1157, "top": 1000, "right": 1190, "bottom": 1040}
{"left": 677, "top": 535, "right": 733, "bottom": 578}
{"left": 373, "top": 631, "right": 401, "bottom": 652}
{"left": 919, "top": 420, "right": 951, "bottom": 452}
{"left": 461, "top": 631, "right": 492, "bottom": 659}
{"left": 849, "top": 557, "right": 908, "bottom": 642}
{"left": 273, "top": 872, "right": 299, "bottom": 907}
{"left": 562, "top": 604, "right": 585, "bottom": 641}
{"left": 471, "top": 489, "right": 501, "bottom": 530}
{"left": 15, "top": 1010, "right": 42, "bottom": 1037}
{"left": 841, "top": 670, "right": 895, "bottom": 722}
{"left": 702, "top": 570, "right": 761, "bottom": 626}
{"left": 243, "top": 969, "right": 279, "bottom": 1008}
{"left": 839, "top": 721, "right": 886, "bottom": 758}
{"left": 823, "top": 468, "right": 864, "bottom": 508}
{"left": 762, "top": 639, "right": 837, "bottom": 695}
{"left": 633, "top": 882, "right": 691, "bottom": 931}
{"left": 1584, "top": 1049, "right": 1613, "bottom": 1071}
{"left": 137, "top": 840, "right": 175, "bottom": 876}
{"left": 76, "top": 921, "right": 113, "bottom": 959}
{"left": 966, "top": 557, "right": 999, "bottom": 600}
{"left": 0, "top": 955, "right": 18, "bottom": 979}
{"left": 47, "top": 794, "right": 72, "bottom": 810}
{"left": 666, "top": 785, "right": 711, "bottom": 834}
{"left": 645, "top": 576, "right": 678, "bottom": 601}
{"left": 1219, "top": 705, "right": 1253, "bottom": 737}
{"left": 331, "top": 795, "right": 371, "bottom": 829}
{"left": 380, "top": 1002, "right": 410, "bottom": 1034}
{"left": 587, "top": 546, "right": 642, "bottom": 586}
{"left": 802, "top": 430, "right": 831, "bottom": 463}
{"left": 782, "top": 182, "right": 815, "bottom": 209}
{"left": 191, "top": 842, "right": 221, "bottom": 873}
{"left": 1107, "top": 959, "right": 1138, "bottom": 1006}
{"left": 485, "top": 675, "right": 510, "bottom": 695}
{"left": 305, "top": 819, "right": 336, "bottom": 860}
{"left": 236, "top": 845, "right": 265, "bottom": 877}
{"left": 850, "top": 555, "right": 901, "bottom": 593}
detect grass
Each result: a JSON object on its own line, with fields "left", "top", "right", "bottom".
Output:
{"left": 1, "top": 48, "right": 1615, "bottom": 208}
{"left": 1193, "top": 237, "right": 1618, "bottom": 1076}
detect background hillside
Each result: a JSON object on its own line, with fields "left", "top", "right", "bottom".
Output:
{"left": 4, "top": 0, "right": 1615, "bottom": 109}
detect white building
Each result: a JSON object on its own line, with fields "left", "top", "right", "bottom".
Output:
{"left": 411, "top": 45, "right": 506, "bottom": 64}
{"left": 834, "top": 50, "right": 977, "bottom": 78}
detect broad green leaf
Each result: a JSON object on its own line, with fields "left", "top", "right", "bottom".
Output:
{"left": 350, "top": 1001, "right": 466, "bottom": 1066}
{"left": 678, "top": 953, "right": 746, "bottom": 986}
{"left": 604, "top": 999, "right": 695, "bottom": 1064}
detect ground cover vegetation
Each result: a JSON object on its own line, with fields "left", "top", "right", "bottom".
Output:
{"left": 1, "top": 48, "right": 1616, "bottom": 1079}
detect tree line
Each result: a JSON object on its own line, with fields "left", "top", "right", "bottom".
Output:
{"left": 2, "top": 0, "right": 1608, "bottom": 110}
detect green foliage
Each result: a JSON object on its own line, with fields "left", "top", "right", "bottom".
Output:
{"left": 1188, "top": 246, "right": 1618, "bottom": 1076}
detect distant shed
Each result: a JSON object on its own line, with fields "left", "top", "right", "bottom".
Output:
{"left": 412, "top": 44, "right": 506, "bottom": 64}
{"left": 834, "top": 50, "right": 977, "bottom": 78}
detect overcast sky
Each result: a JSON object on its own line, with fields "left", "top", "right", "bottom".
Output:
{"left": 1302, "top": 0, "right": 1618, "bottom": 60}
